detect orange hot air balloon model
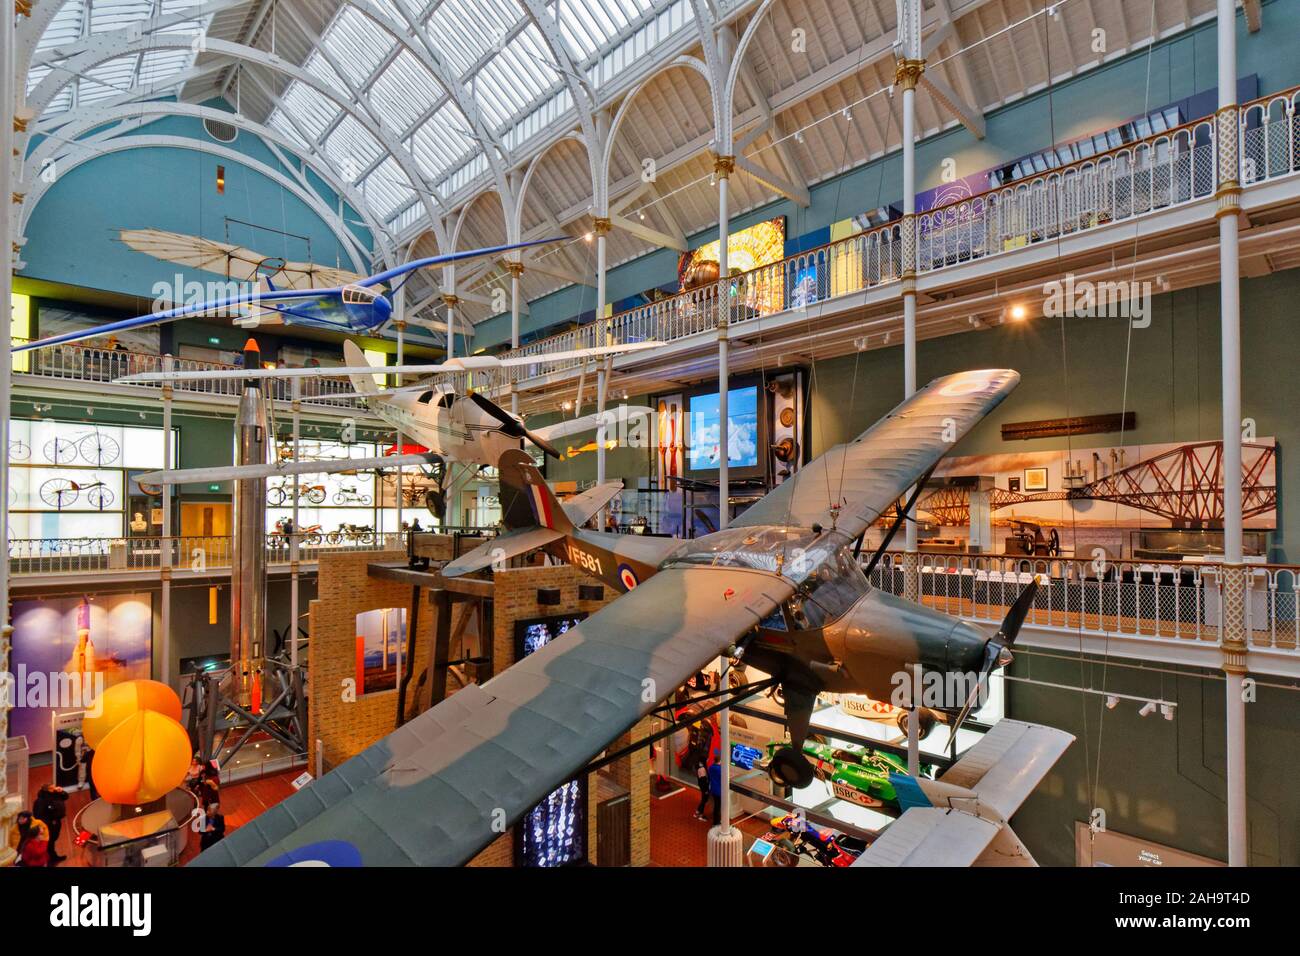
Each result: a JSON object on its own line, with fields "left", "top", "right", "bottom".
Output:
{"left": 92, "top": 710, "right": 192, "bottom": 805}
{"left": 83, "top": 679, "right": 192, "bottom": 805}
{"left": 82, "top": 679, "right": 182, "bottom": 749}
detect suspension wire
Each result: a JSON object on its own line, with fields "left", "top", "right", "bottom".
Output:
{"left": 774, "top": 19, "right": 878, "bottom": 556}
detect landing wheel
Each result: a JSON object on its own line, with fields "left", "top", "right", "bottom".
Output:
{"left": 767, "top": 746, "right": 815, "bottom": 789}
{"left": 425, "top": 488, "right": 446, "bottom": 521}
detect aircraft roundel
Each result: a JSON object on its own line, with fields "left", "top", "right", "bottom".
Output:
{"left": 265, "top": 840, "right": 364, "bottom": 867}
{"left": 618, "top": 564, "right": 639, "bottom": 590}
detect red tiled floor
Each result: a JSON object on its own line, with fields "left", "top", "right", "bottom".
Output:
{"left": 23, "top": 763, "right": 300, "bottom": 867}
{"left": 649, "top": 783, "right": 769, "bottom": 866}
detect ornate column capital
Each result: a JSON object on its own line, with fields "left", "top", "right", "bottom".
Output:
{"left": 1214, "top": 105, "right": 1243, "bottom": 217}
{"left": 712, "top": 153, "right": 736, "bottom": 179}
{"left": 894, "top": 58, "right": 926, "bottom": 91}
{"left": 900, "top": 213, "right": 917, "bottom": 279}
{"left": 1219, "top": 563, "right": 1249, "bottom": 670}
{"left": 441, "top": 293, "right": 460, "bottom": 307}
{"left": 12, "top": 115, "right": 27, "bottom": 133}
{"left": 591, "top": 217, "right": 612, "bottom": 236}
{"left": 16, "top": 0, "right": 34, "bottom": 16}
{"left": 505, "top": 260, "right": 525, "bottom": 278}
{"left": 902, "top": 550, "right": 920, "bottom": 604}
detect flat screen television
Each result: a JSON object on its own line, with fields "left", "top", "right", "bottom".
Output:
{"left": 513, "top": 613, "right": 589, "bottom": 867}
{"left": 687, "top": 385, "right": 759, "bottom": 471}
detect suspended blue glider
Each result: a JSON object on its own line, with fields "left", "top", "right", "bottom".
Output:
{"left": 13, "top": 237, "right": 566, "bottom": 353}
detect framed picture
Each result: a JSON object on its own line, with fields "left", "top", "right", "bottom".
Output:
{"left": 1008, "top": 477, "right": 1021, "bottom": 493}
{"left": 1023, "top": 467, "right": 1049, "bottom": 492}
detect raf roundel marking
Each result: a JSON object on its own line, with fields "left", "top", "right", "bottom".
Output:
{"left": 618, "top": 563, "right": 639, "bottom": 590}
{"left": 265, "top": 840, "right": 364, "bottom": 867}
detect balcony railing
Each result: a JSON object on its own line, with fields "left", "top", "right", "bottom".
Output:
{"left": 8, "top": 532, "right": 408, "bottom": 577}
{"left": 867, "top": 552, "right": 1300, "bottom": 655}
{"left": 14, "top": 345, "right": 362, "bottom": 410}
{"left": 493, "top": 85, "right": 1300, "bottom": 387}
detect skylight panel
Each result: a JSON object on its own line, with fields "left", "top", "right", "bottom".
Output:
{"left": 324, "top": 7, "right": 394, "bottom": 88}
{"left": 370, "top": 51, "right": 442, "bottom": 132}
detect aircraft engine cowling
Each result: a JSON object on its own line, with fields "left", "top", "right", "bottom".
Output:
{"left": 825, "top": 588, "right": 991, "bottom": 708}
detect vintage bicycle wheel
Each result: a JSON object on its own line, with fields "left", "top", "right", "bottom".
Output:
{"left": 40, "top": 478, "right": 78, "bottom": 509}
{"left": 87, "top": 486, "right": 115, "bottom": 510}
{"left": 306, "top": 486, "right": 327, "bottom": 504}
{"left": 9, "top": 440, "right": 30, "bottom": 461}
{"left": 79, "top": 432, "right": 121, "bottom": 466}
{"left": 267, "top": 487, "right": 287, "bottom": 506}
{"left": 333, "top": 492, "right": 347, "bottom": 505}
{"left": 43, "top": 438, "right": 77, "bottom": 465}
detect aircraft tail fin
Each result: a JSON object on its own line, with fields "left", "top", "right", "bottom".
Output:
{"left": 498, "top": 448, "right": 573, "bottom": 534}
{"left": 341, "top": 339, "right": 388, "bottom": 399}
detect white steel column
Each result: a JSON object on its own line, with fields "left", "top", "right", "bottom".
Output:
{"left": 715, "top": 154, "right": 734, "bottom": 533}
{"left": 394, "top": 298, "right": 405, "bottom": 537}
{"left": 896, "top": 2, "right": 925, "bottom": 776}
{"left": 593, "top": 218, "right": 611, "bottom": 526}
{"left": 1215, "top": 0, "right": 1248, "bottom": 868}
{"left": 442, "top": 262, "right": 458, "bottom": 360}
{"left": 712, "top": 149, "right": 739, "bottom": 866}
{"left": 160, "top": 356, "right": 174, "bottom": 685}
{"left": 508, "top": 260, "right": 524, "bottom": 415}
{"left": 290, "top": 377, "right": 301, "bottom": 668}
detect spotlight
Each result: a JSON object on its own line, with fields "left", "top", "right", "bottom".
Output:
{"left": 842, "top": 108, "right": 852, "bottom": 122}
{"left": 1008, "top": 304, "right": 1028, "bottom": 322}
{"left": 1138, "top": 700, "right": 1157, "bottom": 717}
{"left": 794, "top": 130, "right": 805, "bottom": 144}
{"left": 1161, "top": 703, "right": 1175, "bottom": 720}
{"left": 584, "top": 232, "right": 593, "bottom": 242}
{"left": 1105, "top": 695, "right": 1118, "bottom": 710}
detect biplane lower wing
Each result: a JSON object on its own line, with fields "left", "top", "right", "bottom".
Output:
{"left": 192, "top": 564, "right": 793, "bottom": 867}
{"left": 852, "top": 719, "right": 1074, "bottom": 867}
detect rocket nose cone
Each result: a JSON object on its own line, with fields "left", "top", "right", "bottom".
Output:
{"left": 243, "top": 337, "right": 261, "bottom": 353}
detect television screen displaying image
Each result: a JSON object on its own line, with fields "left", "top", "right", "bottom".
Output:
{"left": 513, "top": 613, "right": 589, "bottom": 867}
{"left": 688, "top": 386, "right": 759, "bottom": 471}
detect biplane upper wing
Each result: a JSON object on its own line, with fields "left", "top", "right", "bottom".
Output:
{"left": 192, "top": 564, "right": 794, "bottom": 867}
{"left": 733, "top": 369, "right": 1019, "bottom": 538}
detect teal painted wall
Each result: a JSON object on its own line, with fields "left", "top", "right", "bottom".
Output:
{"left": 1006, "top": 650, "right": 1300, "bottom": 866}
{"left": 475, "top": 1, "right": 1300, "bottom": 349}
{"left": 20, "top": 103, "right": 371, "bottom": 302}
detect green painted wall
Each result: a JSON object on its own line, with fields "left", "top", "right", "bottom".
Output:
{"left": 1006, "top": 650, "right": 1299, "bottom": 867}
{"left": 805, "top": 269, "right": 1300, "bottom": 562}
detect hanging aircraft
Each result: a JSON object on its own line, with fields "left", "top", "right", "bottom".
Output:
{"left": 128, "top": 338, "right": 658, "bottom": 519}
{"left": 11, "top": 237, "right": 567, "bottom": 352}
{"left": 192, "top": 368, "right": 1073, "bottom": 868}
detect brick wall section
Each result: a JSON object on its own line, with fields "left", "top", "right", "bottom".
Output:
{"left": 308, "top": 541, "right": 452, "bottom": 768}
{"left": 307, "top": 550, "right": 651, "bottom": 867}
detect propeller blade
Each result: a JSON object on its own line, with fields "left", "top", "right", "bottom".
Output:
{"left": 467, "top": 392, "right": 525, "bottom": 437}
{"left": 467, "top": 392, "right": 561, "bottom": 458}
{"left": 948, "top": 576, "right": 1040, "bottom": 741}
{"left": 524, "top": 429, "right": 561, "bottom": 459}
